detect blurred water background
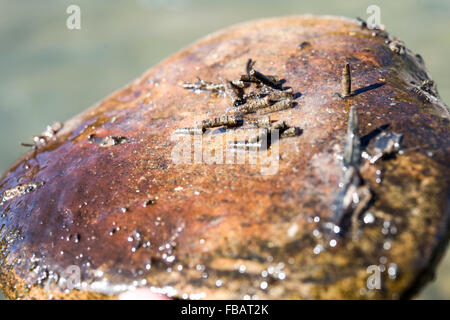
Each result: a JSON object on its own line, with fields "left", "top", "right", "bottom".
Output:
{"left": 0, "top": 0, "right": 449, "bottom": 299}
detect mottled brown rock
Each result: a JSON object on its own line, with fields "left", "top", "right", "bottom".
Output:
{"left": 0, "top": 15, "right": 449, "bottom": 300}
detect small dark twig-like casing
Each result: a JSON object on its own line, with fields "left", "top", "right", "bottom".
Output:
{"left": 341, "top": 63, "right": 351, "bottom": 97}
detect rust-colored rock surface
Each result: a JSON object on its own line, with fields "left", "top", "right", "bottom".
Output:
{"left": 1, "top": 15, "right": 449, "bottom": 300}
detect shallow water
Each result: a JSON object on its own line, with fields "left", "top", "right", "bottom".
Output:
{"left": 0, "top": 0, "right": 449, "bottom": 299}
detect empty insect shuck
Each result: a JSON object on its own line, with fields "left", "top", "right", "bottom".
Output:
{"left": 344, "top": 106, "right": 361, "bottom": 167}
{"left": 342, "top": 63, "right": 352, "bottom": 98}
{"left": 0, "top": 15, "right": 449, "bottom": 300}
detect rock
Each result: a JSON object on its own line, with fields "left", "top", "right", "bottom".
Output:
{"left": 0, "top": 15, "right": 449, "bottom": 299}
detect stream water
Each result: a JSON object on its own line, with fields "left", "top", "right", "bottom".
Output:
{"left": 0, "top": 0, "right": 449, "bottom": 299}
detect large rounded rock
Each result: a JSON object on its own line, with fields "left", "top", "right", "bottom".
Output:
{"left": 0, "top": 15, "right": 449, "bottom": 299}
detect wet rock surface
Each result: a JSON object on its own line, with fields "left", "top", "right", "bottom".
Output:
{"left": 0, "top": 15, "right": 449, "bottom": 299}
